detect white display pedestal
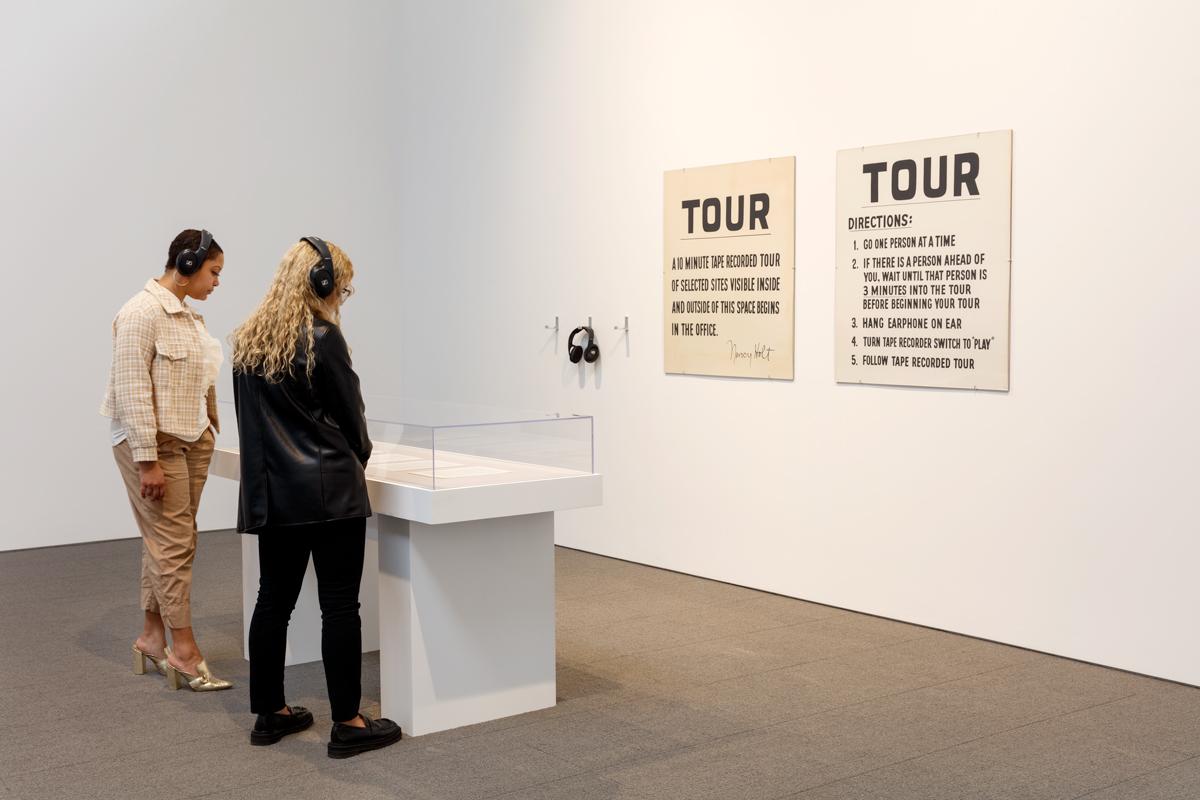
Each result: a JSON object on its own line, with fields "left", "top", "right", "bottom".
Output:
{"left": 378, "top": 513, "right": 556, "bottom": 736}
{"left": 210, "top": 447, "right": 601, "bottom": 736}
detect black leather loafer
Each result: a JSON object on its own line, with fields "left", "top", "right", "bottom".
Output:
{"left": 327, "top": 714, "right": 403, "bottom": 758}
{"left": 250, "top": 705, "right": 314, "bottom": 746}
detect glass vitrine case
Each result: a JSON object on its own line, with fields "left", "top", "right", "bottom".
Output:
{"left": 216, "top": 396, "right": 594, "bottom": 490}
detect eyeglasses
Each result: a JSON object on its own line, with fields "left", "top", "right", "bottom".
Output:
{"left": 339, "top": 284, "right": 355, "bottom": 302}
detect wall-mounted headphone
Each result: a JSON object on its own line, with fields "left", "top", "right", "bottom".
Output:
{"left": 175, "top": 229, "right": 213, "bottom": 276}
{"left": 301, "top": 236, "right": 335, "bottom": 298}
{"left": 568, "top": 326, "right": 600, "bottom": 364}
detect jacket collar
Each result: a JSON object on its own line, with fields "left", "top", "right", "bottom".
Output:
{"left": 144, "top": 278, "right": 190, "bottom": 315}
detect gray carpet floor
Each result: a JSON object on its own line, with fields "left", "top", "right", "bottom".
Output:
{"left": 1, "top": 531, "right": 1197, "bottom": 800}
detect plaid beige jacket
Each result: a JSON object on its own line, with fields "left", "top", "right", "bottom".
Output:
{"left": 100, "top": 279, "right": 220, "bottom": 461}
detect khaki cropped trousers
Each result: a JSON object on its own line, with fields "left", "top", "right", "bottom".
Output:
{"left": 113, "top": 429, "right": 215, "bottom": 628}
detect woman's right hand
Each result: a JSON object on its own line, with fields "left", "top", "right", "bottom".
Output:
{"left": 138, "top": 461, "right": 166, "bottom": 501}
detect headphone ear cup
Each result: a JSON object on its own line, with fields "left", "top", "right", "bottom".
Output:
{"left": 581, "top": 326, "right": 599, "bottom": 363}
{"left": 310, "top": 265, "right": 333, "bottom": 298}
{"left": 175, "top": 249, "right": 197, "bottom": 276}
{"left": 567, "top": 326, "right": 586, "bottom": 363}
{"left": 302, "top": 236, "right": 335, "bottom": 298}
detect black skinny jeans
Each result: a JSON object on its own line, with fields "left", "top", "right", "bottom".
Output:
{"left": 248, "top": 517, "right": 366, "bottom": 722}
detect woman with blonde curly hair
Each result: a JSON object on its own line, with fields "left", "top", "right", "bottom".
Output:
{"left": 230, "top": 236, "right": 401, "bottom": 757}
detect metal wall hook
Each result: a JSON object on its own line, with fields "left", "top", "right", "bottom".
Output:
{"left": 544, "top": 316, "right": 559, "bottom": 333}
{"left": 613, "top": 316, "right": 629, "bottom": 334}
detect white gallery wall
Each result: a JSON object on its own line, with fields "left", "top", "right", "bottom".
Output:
{"left": 3, "top": 0, "right": 1197, "bottom": 688}
{"left": 392, "top": 1, "right": 1200, "bottom": 685}
{"left": 0, "top": 1, "right": 409, "bottom": 550}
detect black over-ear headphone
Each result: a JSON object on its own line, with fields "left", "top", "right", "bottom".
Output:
{"left": 568, "top": 326, "right": 600, "bottom": 364}
{"left": 175, "top": 229, "right": 213, "bottom": 276}
{"left": 301, "top": 236, "right": 335, "bottom": 299}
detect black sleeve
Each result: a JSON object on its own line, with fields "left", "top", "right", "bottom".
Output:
{"left": 313, "top": 324, "right": 373, "bottom": 466}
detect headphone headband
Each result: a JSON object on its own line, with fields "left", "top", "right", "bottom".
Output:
{"left": 567, "top": 326, "right": 590, "bottom": 348}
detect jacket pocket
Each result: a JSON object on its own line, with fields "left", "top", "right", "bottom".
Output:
{"left": 152, "top": 340, "right": 191, "bottom": 398}
{"left": 155, "top": 340, "right": 189, "bottom": 361}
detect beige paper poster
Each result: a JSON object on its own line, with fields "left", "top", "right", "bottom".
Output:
{"left": 835, "top": 131, "right": 1012, "bottom": 390}
{"left": 664, "top": 157, "right": 795, "bottom": 379}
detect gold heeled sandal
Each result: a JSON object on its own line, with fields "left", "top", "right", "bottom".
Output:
{"left": 163, "top": 646, "right": 233, "bottom": 692}
{"left": 132, "top": 643, "right": 169, "bottom": 676}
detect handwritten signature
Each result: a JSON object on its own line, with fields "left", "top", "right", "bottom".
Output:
{"left": 728, "top": 340, "right": 774, "bottom": 362}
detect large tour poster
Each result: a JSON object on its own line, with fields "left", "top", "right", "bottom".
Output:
{"left": 664, "top": 156, "right": 795, "bottom": 379}
{"left": 835, "top": 131, "right": 1012, "bottom": 390}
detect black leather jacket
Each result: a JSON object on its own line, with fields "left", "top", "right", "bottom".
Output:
{"left": 233, "top": 318, "right": 372, "bottom": 533}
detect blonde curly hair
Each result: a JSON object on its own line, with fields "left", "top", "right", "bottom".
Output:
{"left": 230, "top": 239, "right": 354, "bottom": 382}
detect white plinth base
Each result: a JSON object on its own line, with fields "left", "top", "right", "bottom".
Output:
{"left": 377, "top": 512, "right": 556, "bottom": 736}
{"left": 240, "top": 517, "right": 381, "bottom": 666}
{"left": 222, "top": 445, "right": 595, "bottom": 735}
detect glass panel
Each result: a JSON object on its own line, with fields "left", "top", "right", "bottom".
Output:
{"left": 212, "top": 396, "right": 593, "bottom": 490}
{"left": 362, "top": 393, "right": 568, "bottom": 428}
{"left": 429, "top": 417, "right": 593, "bottom": 490}
{"left": 215, "top": 399, "right": 238, "bottom": 450}
{"left": 364, "top": 418, "right": 435, "bottom": 489}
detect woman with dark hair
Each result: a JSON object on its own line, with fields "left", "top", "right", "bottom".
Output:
{"left": 230, "top": 236, "right": 401, "bottom": 757}
{"left": 101, "top": 228, "right": 232, "bottom": 691}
